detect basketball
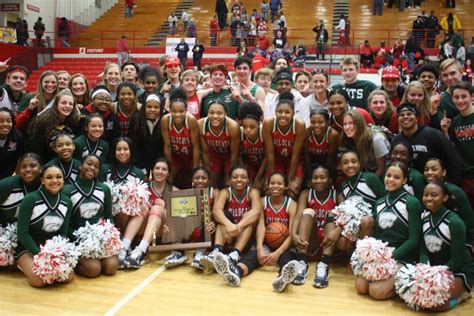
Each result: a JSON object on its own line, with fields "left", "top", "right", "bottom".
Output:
{"left": 265, "top": 222, "right": 289, "bottom": 250}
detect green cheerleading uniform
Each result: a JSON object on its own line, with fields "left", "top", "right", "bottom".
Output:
{"left": 46, "top": 157, "right": 81, "bottom": 185}
{"left": 374, "top": 189, "right": 422, "bottom": 264}
{"left": 0, "top": 176, "right": 40, "bottom": 226}
{"left": 73, "top": 135, "right": 110, "bottom": 164}
{"left": 420, "top": 207, "right": 474, "bottom": 292}
{"left": 403, "top": 168, "right": 425, "bottom": 202}
{"left": 99, "top": 163, "right": 145, "bottom": 184}
{"left": 16, "top": 187, "right": 72, "bottom": 257}
{"left": 63, "top": 178, "right": 113, "bottom": 236}
{"left": 445, "top": 181, "right": 474, "bottom": 250}
{"left": 341, "top": 171, "right": 386, "bottom": 207}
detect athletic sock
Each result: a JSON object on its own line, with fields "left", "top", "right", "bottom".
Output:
{"left": 297, "top": 252, "right": 309, "bottom": 264}
{"left": 320, "top": 254, "right": 330, "bottom": 264}
{"left": 137, "top": 240, "right": 149, "bottom": 253}
{"left": 122, "top": 238, "right": 131, "bottom": 251}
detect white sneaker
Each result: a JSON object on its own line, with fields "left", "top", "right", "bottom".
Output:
{"left": 313, "top": 261, "right": 329, "bottom": 288}
{"left": 164, "top": 251, "right": 188, "bottom": 268}
{"left": 118, "top": 248, "right": 128, "bottom": 270}
{"left": 292, "top": 260, "right": 309, "bottom": 285}
{"left": 199, "top": 249, "right": 218, "bottom": 273}
{"left": 191, "top": 252, "right": 204, "bottom": 270}
{"left": 213, "top": 252, "right": 241, "bottom": 287}
{"left": 272, "top": 260, "right": 299, "bottom": 292}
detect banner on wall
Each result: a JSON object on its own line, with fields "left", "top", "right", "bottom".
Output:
{"left": 165, "top": 37, "right": 196, "bottom": 57}
{"left": 0, "top": 3, "right": 20, "bottom": 12}
{"left": 0, "top": 27, "right": 17, "bottom": 44}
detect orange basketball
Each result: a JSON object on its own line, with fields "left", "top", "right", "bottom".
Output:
{"left": 265, "top": 222, "right": 289, "bottom": 250}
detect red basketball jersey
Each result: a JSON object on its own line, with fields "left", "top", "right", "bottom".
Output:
{"left": 307, "top": 128, "right": 330, "bottom": 164}
{"left": 307, "top": 188, "right": 337, "bottom": 227}
{"left": 241, "top": 126, "right": 265, "bottom": 167}
{"left": 263, "top": 195, "right": 291, "bottom": 227}
{"left": 116, "top": 105, "right": 131, "bottom": 136}
{"left": 148, "top": 182, "right": 164, "bottom": 206}
{"left": 271, "top": 119, "right": 296, "bottom": 161}
{"left": 226, "top": 186, "right": 251, "bottom": 223}
{"left": 187, "top": 93, "right": 201, "bottom": 119}
{"left": 169, "top": 115, "right": 193, "bottom": 159}
{"left": 203, "top": 117, "right": 231, "bottom": 156}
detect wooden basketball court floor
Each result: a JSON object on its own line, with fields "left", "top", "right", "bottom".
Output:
{"left": 1, "top": 252, "right": 473, "bottom": 315}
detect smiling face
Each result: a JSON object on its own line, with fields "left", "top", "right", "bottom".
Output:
{"left": 118, "top": 86, "right": 135, "bottom": 107}
{"left": 242, "top": 117, "right": 259, "bottom": 140}
{"left": 182, "top": 75, "right": 198, "bottom": 93}
{"left": 329, "top": 93, "right": 348, "bottom": 117}
{"left": 406, "top": 86, "right": 424, "bottom": 107}
{"left": 230, "top": 168, "right": 249, "bottom": 190}
{"left": 312, "top": 74, "right": 328, "bottom": 94}
{"left": 192, "top": 170, "right": 210, "bottom": 189}
{"left": 424, "top": 159, "right": 446, "bottom": 183}
{"left": 71, "top": 76, "right": 87, "bottom": 97}
{"left": 105, "top": 66, "right": 121, "bottom": 88}
{"left": 144, "top": 76, "right": 158, "bottom": 93}
{"left": 341, "top": 64, "right": 358, "bottom": 84}
{"left": 6, "top": 70, "right": 27, "bottom": 93}
{"left": 115, "top": 140, "right": 131, "bottom": 164}
{"left": 452, "top": 88, "right": 473, "bottom": 114}
{"left": 166, "top": 64, "right": 181, "bottom": 82}
{"left": 310, "top": 113, "right": 328, "bottom": 136}
{"left": 256, "top": 74, "right": 272, "bottom": 91}
{"left": 340, "top": 152, "right": 360, "bottom": 177}
{"left": 275, "top": 102, "right": 293, "bottom": 127}
{"left": 57, "top": 73, "right": 70, "bottom": 90}
{"left": 369, "top": 94, "right": 388, "bottom": 118}
{"left": 122, "top": 65, "right": 137, "bottom": 82}
{"left": 310, "top": 167, "right": 331, "bottom": 193}
{"left": 152, "top": 161, "right": 170, "bottom": 183}
{"left": 382, "top": 78, "right": 399, "bottom": 94}
{"left": 441, "top": 64, "right": 462, "bottom": 88}
{"left": 384, "top": 165, "right": 406, "bottom": 192}
{"left": 41, "top": 166, "right": 64, "bottom": 195}
{"left": 398, "top": 110, "right": 418, "bottom": 131}
{"left": 170, "top": 101, "right": 187, "bottom": 125}
{"left": 390, "top": 143, "right": 411, "bottom": 165}
{"left": 423, "top": 183, "right": 448, "bottom": 213}
{"left": 57, "top": 95, "right": 75, "bottom": 121}
{"left": 210, "top": 70, "right": 226, "bottom": 88}
{"left": 267, "top": 173, "right": 286, "bottom": 197}
{"left": 86, "top": 117, "right": 104, "bottom": 141}
{"left": 145, "top": 100, "right": 161, "bottom": 121}
{"left": 19, "top": 158, "right": 42, "bottom": 184}
{"left": 0, "top": 111, "right": 13, "bottom": 139}
{"left": 54, "top": 135, "right": 75, "bottom": 160}
{"left": 235, "top": 63, "right": 251, "bottom": 82}
{"left": 207, "top": 103, "right": 226, "bottom": 128}
{"left": 419, "top": 71, "right": 437, "bottom": 91}
{"left": 342, "top": 114, "right": 356, "bottom": 138}
{"left": 93, "top": 92, "right": 113, "bottom": 112}
{"left": 42, "top": 75, "right": 58, "bottom": 96}
{"left": 80, "top": 155, "right": 100, "bottom": 180}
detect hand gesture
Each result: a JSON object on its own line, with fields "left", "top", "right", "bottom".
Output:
{"left": 0, "top": 58, "right": 11, "bottom": 72}
{"left": 440, "top": 111, "right": 451, "bottom": 135}
{"left": 28, "top": 94, "right": 40, "bottom": 111}
{"left": 430, "top": 93, "right": 441, "bottom": 115}
{"left": 239, "top": 82, "right": 251, "bottom": 99}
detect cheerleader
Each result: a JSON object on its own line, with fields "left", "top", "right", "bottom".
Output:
{"left": 213, "top": 172, "right": 299, "bottom": 292}
{"left": 238, "top": 101, "right": 266, "bottom": 190}
{"left": 388, "top": 141, "right": 425, "bottom": 201}
{"left": 262, "top": 91, "right": 306, "bottom": 199}
{"left": 0, "top": 153, "right": 42, "bottom": 228}
{"left": 204, "top": 167, "right": 261, "bottom": 272}
{"left": 0, "top": 108, "right": 24, "bottom": 179}
{"left": 304, "top": 109, "right": 339, "bottom": 169}
{"left": 424, "top": 158, "right": 474, "bottom": 252}
{"left": 63, "top": 154, "right": 118, "bottom": 277}
{"left": 16, "top": 165, "right": 73, "bottom": 287}
{"left": 419, "top": 181, "right": 474, "bottom": 311}
{"left": 47, "top": 133, "right": 81, "bottom": 185}
{"left": 198, "top": 100, "right": 240, "bottom": 188}
{"left": 73, "top": 114, "right": 109, "bottom": 164}
{"left": 190, "top": 167, "right": 218, "bottom": 270}
{"left": 161, "top": 88, "right": 200, "bottom": 189}
{"left": 124, "top": 158, "right": 175, "bottom": 269}
{"left": 355, "top": 162, "right": 422, "bottom": 300}
{"left": 292, "top": 164, "right": 337, "bottom": 287}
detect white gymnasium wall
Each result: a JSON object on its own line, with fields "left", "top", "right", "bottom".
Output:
{"left": 56, "top": 0, "right": 118, "bottom": 26}
{"left": 23, "top": 0, "right": 57, "bottom": 42}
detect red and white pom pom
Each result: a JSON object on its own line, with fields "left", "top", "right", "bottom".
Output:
{"left": 73, "top": 219, "right": 122, "bottom": 259}
{"left": 350, "top": 237, "right": 398, "bottom": 281}
{"left": 115, "top": 179, "right": 151, "bottom": 217}
{"left": 104, "top": 181, "right": 121, "bottom": 217}
{"left": 32, "top": 236, "right": 80, "bottom": 284}
{"left": 395, "top": 263, "right": 454, "bottom": 310}
{"left": 332, "top": 196, "right": 373, "bottom": 242}
{"left": 0, "top": 223, "right": 17, "bottom": 266}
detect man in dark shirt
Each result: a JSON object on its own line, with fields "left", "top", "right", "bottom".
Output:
{"left": 175, "top": 39, "right": 190, "bottom": 71}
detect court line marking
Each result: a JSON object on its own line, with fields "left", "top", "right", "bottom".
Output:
{"left": 104, "top": 265, "right": 166, "bottom": 316}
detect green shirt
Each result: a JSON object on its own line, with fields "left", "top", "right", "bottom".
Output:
{"left": 430, "top": 92, "right": 459, "bottom": 129}
{"left": 401, "top": 168, "right": 425, "bottom": 202}
{"left": 449, "top": 112, "right": 474, "bottom": 176}
{"left": 374, "top": 189, "right": 422, "bottom": 263}
{"left": 63, "top": 178, "right": 113, "bottom": 236}
{"left": 201, "top": 88, "right": 241, "bottom": 119}
{"left": 47, "top": 157, "right": 81, "bottom": 185}
{"left": 0, "top": 176, "right": 40, "bottom": 226}
{"left": 341, "top": 171, "right": 386, "bottom": 208}
{"left": 99, "top": 163, "right": 145, "bottom": 184}
{"left": 73, "top": 135, "right": 110, "bottom": 164}
{"left": 17, "top": 187, "right": 72, "bottom": 255}
{"left": 446, "top": 181, "right": 474, "bottom": 247}
{"left": 332, "top": 79, "right": 377, "bottom": 110}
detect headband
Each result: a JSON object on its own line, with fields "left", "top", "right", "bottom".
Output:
{"left": 146, "top": 94, "right": 161, "bottom": 103}
{"left": 91, "top": 89, "right": 111, "bottom": 99}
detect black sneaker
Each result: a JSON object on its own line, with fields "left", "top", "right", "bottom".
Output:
{"left": 164, "top": 251, "right": 188, "bottom": 268}
{"left": 292, "top": 260, "right": 309, "bottom": 285}
{"left": 272, "top": 260, "right": 299, "bottom": 292}
{"left": 313, "top": 261, "right": 329, "bottom": 288}
{"left": 125, "top": 248, "right": 146, "bottom": 269}
{"left": 213, "top": 252, "right": 241, "bottom": 287}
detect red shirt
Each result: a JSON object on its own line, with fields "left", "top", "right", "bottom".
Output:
{"left": 252, "top": 54, "right": 270, "bottom": 72}
{"left": 203, "top": 118, "right": 231, "bottom": 156}
{"left": 330, "top": 107, "right": 374, "bottom": 133}
{"left": 307, "top": 128, "right": 330, "bottom": 165}
{"left": 307, "top": 188, "right": 337, "bottom": 228}
{"left": 263, "top": 195, "right": 290, "bottom": 227}
{"left": 257, "top": 37, "right": 270, "bottom": 51}
{"left": 241, "top": 126, "right": 264, "bottom": 167}
{"left": 210, "top": 19, "right": 218, "bottom": 35}
{"left": 117, "top": 38, "right": 128, "bottom": 52}
{"left": 187, "top": 93, "right": 201, "bottom": 119}
{"left": 226, "top": 187, "right": 251, "bottom": 223}
{"left": 169, "top": 115, "right": 193, "bottom": 159}
{"left": 272, "top": 119, "right": 296, "bottom": 162}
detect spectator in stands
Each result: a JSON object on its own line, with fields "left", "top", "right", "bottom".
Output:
{"left": 292, "top": 42, "right": 306, "bottom": 67}
{"left": 451, "top": 30, "right": 465, "bottom": 55}
{"left": 412, "top": 16, "right": 426, "bottom": 45}
{"left": 192, "top": 40, "right": 205, "bottom": 70}
{"left": 391, "top": 39, "right": 404, "bottom": 61}
{"left": 457, "top": 43, "right": 466, "bottom": 66}
{"left": 446, "top": 0, "right": 456, "bottom": 9}
{"left": 0, "top": 63, "right": 29, "bottom": 113}
{"left": 269, "top": 0, "right": 282, "bottom": 23}
{"left": 182, "top": 10, "right": 190, "bottom": 31}
{"left": 175, "top": 39, "right": 190, "bottom": 71}
{"left": 313, "top": 20, "right": 329, "bottom": 60}
{"left": 251, "top": 49, "right": 270, "bottom": 72}
{"left": 257, "top": 32, "right": 270, "bottom": 55}
{"left": 462, "top": 59, "right": 472, "bottom": 82}
{"left": 391, "top": 103, "right": 462, "bottom": 184}
{"left": 393, "top": 55, "right": 409, "bottom": 76}
{"left": 230, "top": 15, "right": 242, "bottom": 46}
{"left": 260, "top": 0, "right": 269, "bottom": 21}
{"left": 425, "top": 10, "right": 440, "bottom": 48}
{"left": 58, "top": 17, "right": 70, "bottom": 48}
{"left": 273, "top": 30, "right": 287, "bottom": 50}
{"left": 116, "top": 35, "right": 130, "bottom": 68}
{"left": 258, "top": 16, "right": 268, "bottom": 36}
{"left": 373, "top": 0, "right": 383, "bottom": 16}
{"left": 33, "top": 17, "right": 45, "bottom": 47}
{"left": 335, "top": 14, "right": 347, "bottom": 46}
{"left": 360, "top": 40, "right": 374, "bottom": 68}
{"left": 210, "top": 15, "right": 219, "bottom": 46}
{"left": 186, "top": 19, "right": 197, "bottom": 38}
{"left": 248, "top": 17, "right": 257, "bottom": 46}
{"left": 380, "top": 65, "right": 405, "bottom": 107}
{"left": 440, "top": 12, "right": 461, "bottom": 37}
{"left": 121, "top": 62, "right": 140, "bottom": 85}
{"left": 125, "top": 0, "right": 134, "bottom": 18}
{"left": 332, "top": 57, "right": 377, "bottom": 110}
{"left": 467, "top": 37, "right": 474, "bottom": 65}
{"left": 236, "top": 39, "right": 248, "bottom": 57}
{"left": 398, "top": 0, "right": 406, "bottom": 12}
{"left": 168, "top": 13, "right": 178, "bottom": 36}
{"left": 404, "top": 32, "right": 419, "bottom": 71}
{"left": 215, "top": 0, "right": 229, "bottom": 30}
{"left": 278, "top": 11, "right": 287, "bottom": 38}
{"left": 443, "top": 39, "right": 454, "bottom": 59}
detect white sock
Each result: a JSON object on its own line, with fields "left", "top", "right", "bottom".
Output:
{"left": 122, "top": 238, "right": 131, "bottom": 250}
{"left": 137, "top": 240, "right": 149, "bottom": 253}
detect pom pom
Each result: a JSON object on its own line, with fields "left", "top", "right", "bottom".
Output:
{"left": 106, "top": 179, "right": 151, "bottom": 217}
{"left": 332, "top": 196, "right": 373, "bottom": 242}
{"left": 350, "top": 237, "right": 398, "bottom": 281}
{"left": 32, "top": 236, "right": 80, "bottom": 284}
{"left": 0, "top": 223, "right": 18, "bottom": 266}
{"left": 73, "top": 219, "right": 122, "bottom": 259}
{"left": 395, "top": 263, "right": 454, "bottom": 310}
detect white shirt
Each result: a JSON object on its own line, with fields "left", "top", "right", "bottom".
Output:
{"left": 335, "top": 18, "right": 346, "bottom": 31}
{"left": 264, "top": 89, "right": 311, "bottom": 126}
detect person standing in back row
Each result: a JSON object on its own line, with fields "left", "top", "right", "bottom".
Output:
{"left": 116, "top": 35, "right": 130, "bottom": 68}
{"left": 33, "top": 17, "right": 45, "bottom": 47}
{"left": 175, "top": 39, "right": 190, "bottom": 71}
